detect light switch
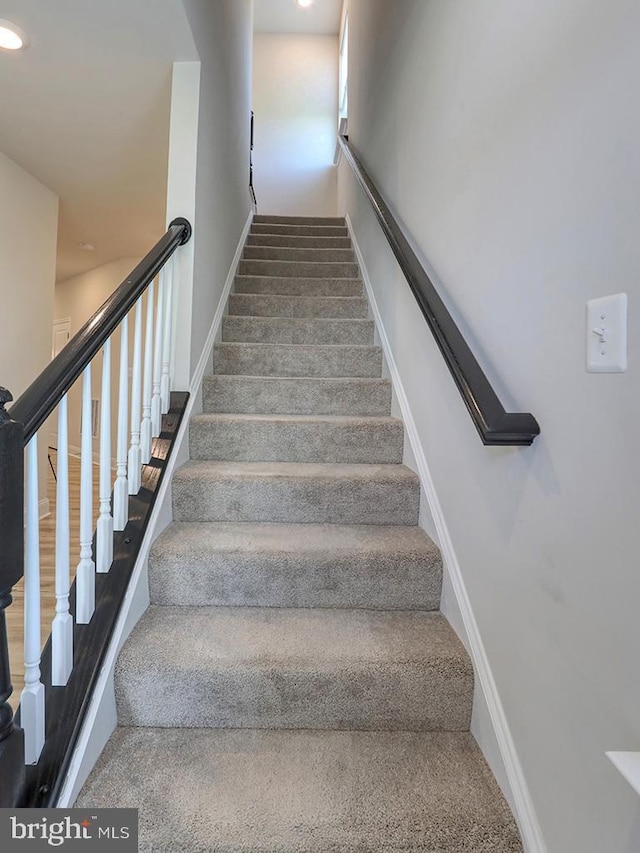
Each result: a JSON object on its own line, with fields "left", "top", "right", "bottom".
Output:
{"left": 586, "top": 293, "right": 628, "bottom": 373}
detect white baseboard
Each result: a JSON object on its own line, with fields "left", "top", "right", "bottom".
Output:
{"left": 66, "top": 444, "right": 114, "bottom": 467}
{"left": 190, "top": 211, "right": 254, "bottom": 391}
{"left": 57, "top": 210, "right": 254, "bottom": 806}
{"left": 345, "top": 214, "right": 547, "bottom": 853}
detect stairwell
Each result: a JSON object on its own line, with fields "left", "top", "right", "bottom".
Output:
{"left": 77, "top": 216, "right": 522, "bottom": 852}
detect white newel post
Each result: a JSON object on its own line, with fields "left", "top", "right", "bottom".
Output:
{"left": 96, "top": 338, "right": 113, "bottom": 573}
{"left": 160, "top": 257, "right": 174, "bottom": 415}
{"left": 76, "top": 365, "right": 95, "bottom": 624}
{"left": 21, "top": 434, "right": 45, "bottom": 763}
{"left": 128, "top": 298, "right": 143, "bottom": 495}
{"left": 151, "top": 270, "right": 164, "bottom": 438}
{"left": 113, "top": 316, "right": 129, "bottom": 530}
{"left": 140, "top": 280, "right": 155, "bottom": 464}
{"left": 52, "top": 395, "right": 73, "bottom": 685}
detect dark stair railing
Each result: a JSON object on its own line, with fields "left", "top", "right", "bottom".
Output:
{"left": 338, "top": 135, "right": 540, "bottom": 446}
{"left": 0, "top": 217, "right": 192, "bottom": 807}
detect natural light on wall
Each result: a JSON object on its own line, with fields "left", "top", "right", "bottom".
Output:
{"left": 339, "top": 13, "right": 348, "bottom": 119}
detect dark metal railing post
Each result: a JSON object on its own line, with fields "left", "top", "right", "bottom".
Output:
{"left": 0, "top": 387, "right": 26, "bottom": 803}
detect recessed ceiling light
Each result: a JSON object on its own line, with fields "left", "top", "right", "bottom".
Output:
{"left": 298, "top": 0, "right": 313, "bottom": 8}
{"left": 79, "top": 242, "right": 96, "bottom": 252}
{"left": 0, "top": 19, "right": 29, "bottom": 51}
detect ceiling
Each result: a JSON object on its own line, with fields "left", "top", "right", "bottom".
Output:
{"left": 0, "top": 0, "right": 197, "bottom": 282}
{"left": 254, "top": 0, "right": 343, "bottom": 35}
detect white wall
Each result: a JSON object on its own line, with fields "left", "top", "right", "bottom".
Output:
{"left": 0, "top": 149, "right": 58, "bottom": 511}
{"left": 0, "top": 150, "right": 58, "bottom": 402}
{"left": 54, "top": 259, "right": 141, "bottom": 458}
{"left": 252, "top": 34, "right": 338, "bottom": 216}
{"left": 182, "top": 0, "right": 254, "bottom": 380}
{"left": 340, "top": 3, "right": 640, "bottom": 853}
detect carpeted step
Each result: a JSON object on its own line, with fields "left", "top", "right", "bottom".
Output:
{"left": 228, "top": 293, "right": 369, "bottom": 318}
{"left": 222, "top": 316, "right": 374, "bottom": 345}
{"left": 253, "top": 215, "right": 346, "bottom": 226}
{"left": 189, "top": 414, "right": 404, "bottom": 463}
{"left": 202, "top": 375, "right": 392, "bottom": 416}
{"left": 238, "top": 259, "right": 360, "bottom": 279}
{"left": 244, "top": 246, "right": 355, "bottom": 263}
{"left": 172, "top": 461, "right": 420, "bottom": 524}
{"left": 77, "top": 728, "right": 522, "bottom": 853}
{"left": 234, "top": 275, "right": 363, "bottom": 297}
{"left": 247, "top": 234, "right": 352, "bottom": 249}
{"left": 251, "top": 222, "right": 348, "bottom": 238}
{"left": 213, "top": 342, "right": 382, "bottom": 378}
{"left": 114, "top": 606, "right": 473, "bottom": 730}
{"left": 149, "top": 522, "right": 442, "bottom": 610}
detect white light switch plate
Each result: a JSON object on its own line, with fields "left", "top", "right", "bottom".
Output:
{"left": 586, "top": 293, "right": 628, "bottom": 373}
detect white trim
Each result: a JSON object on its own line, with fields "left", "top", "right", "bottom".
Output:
{"left": 346, "top": 214, "right": 547, "bottom": 853}
{"left": 190, "top": 211, "right": 253, "bottom": 388}
{"left": 67, "top": 445, "right": 113, "bottom": 468}
{"left": 607, "top": 752, "right": 640, "bottom": 797}
{"left": 57, "top": 210, "right": 253, "bottom": 807}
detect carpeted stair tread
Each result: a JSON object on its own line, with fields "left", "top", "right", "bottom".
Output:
{"left": 77, "top": 728, "right": 522, "bottom": 852}
{"left": 213, "top": 342, "right": 382, "bottom": 378}
{"left": 234, "top": 275, "right": 363, "bottom": 297}
{"left": 228, "top": 293, "right": 369, "bottom": 318}
{"left": 222, "top": 316, "right": 374, "bottom": 345}
{"left": 172, "top": 460, "right": 420, "bottom": 525}
{"left": 254, "top": 214, "right": 346, "bottom": 225}
{"left": 239, "top": 259, "right": 360, "bottom": 278}
{"left": 189, "top": 413, "right": 403, "bottom": 463}
{"left": 247, "top": 233, "right": 352, "bottom": 249}
{"left": 114, "top": 606, "right": 473, "bottom": 730}
{"left": 251, "top": 222, "right": 349, "bottom": 238}
{"left": 148, "top": 521, "right": 442, "bottom": 610}
{"left": 202, "top": 375, "right": 392, "bottom": 416}
{"left": 244, "top": 246, "right": 356, "bottom": 263}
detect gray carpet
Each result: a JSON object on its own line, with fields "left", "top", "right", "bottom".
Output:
{"left": 78, "top": 215, "right": 522, "bottom": 852}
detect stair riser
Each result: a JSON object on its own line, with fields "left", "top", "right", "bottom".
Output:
{"left": 251, "top": 223, "right": 348, "bottom": 238}
{"left": 189, "top": 418, "right": 404, "bottom": 464}
{"left": 213, "top": 343, "right": 383, "bottom": 378}
{"left": 239, "top": 260, "right": 360, "bottom": 279}
{"left": 149, "top": 551, "right": 441, "bottom": 610}
{"left": 172, "top": 474, "right": 420, "bottom": 525}
{"left": 244, "top": 247, "right": 355, "bottom": 263}
{"left": 253, "top": 215, "right": 345, "bottom": 226}
{"left": 203, "top": 376, "right": 392, "bottom": 416}
{"left": 116, "top": 663, "right": 472, "bottom": 731}
{"left": 222, "top": 317, "right": 374, "bottom": 345}
{"left": 228, "top": 294, "right": 369, "bottom": 319}
{"left": 247, "top": 234, "right": 352, "bottom": 249}
{"left": 234, "top": 276, "right": 363, "bottom": 297}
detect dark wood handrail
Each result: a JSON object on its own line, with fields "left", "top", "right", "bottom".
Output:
{"left": 338, "top": 136, "right": 539, "bottom": 446}
{"left": 10, "top": 218, "right": 192, "bottom": 444}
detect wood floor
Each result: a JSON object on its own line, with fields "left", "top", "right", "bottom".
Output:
{"left": 7, "top": 449, "right": 102, "bottom": 711}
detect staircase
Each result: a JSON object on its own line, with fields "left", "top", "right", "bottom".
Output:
{"left": 77, "top": 216, "right": 522, "bottom": 852}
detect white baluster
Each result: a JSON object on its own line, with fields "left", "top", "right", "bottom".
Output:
{"left": 128, "top": 298, "right": 143, "bottom": 495}
{"left": 96, "top": 339, "right": 113, "bottom": 573}
{"left": 76, "top": 365, "right": 95, "bottom": 624}
{"left": 52, "top": 395, "right": 73, "bottom": 685}
{"left": 140, "top": 280, "right": 155, "bottom": 464}
{"left": 21, "top": 434, "right": 45, "bottom": 764}
{"left": 113, "top": 316, "right": 129, "bottom": 530}
{"left": 151, "top": 269, "right": 164, "bottom": 438}
{"left": 160, "top": 257, "right": 174, "bottom": 415}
